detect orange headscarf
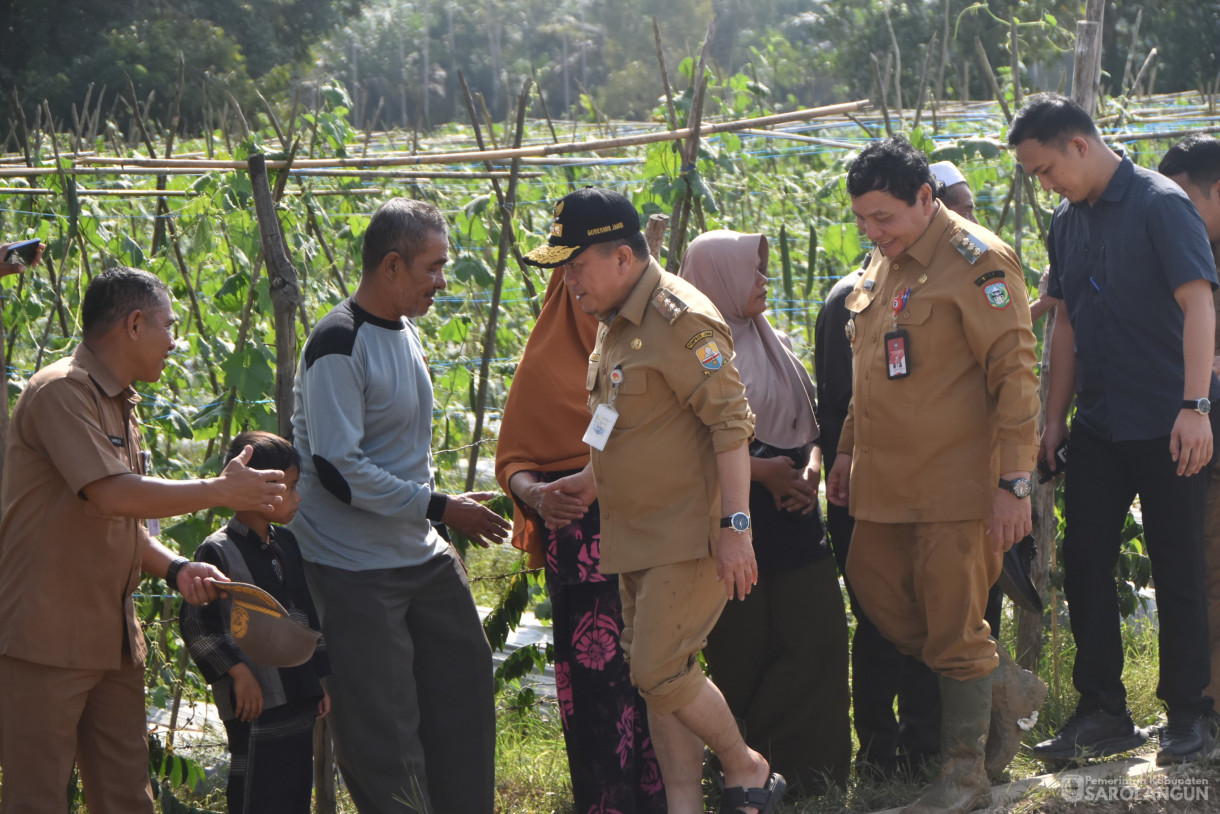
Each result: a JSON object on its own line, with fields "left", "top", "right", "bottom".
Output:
{"left": 494, "top": 268, "right": 599, "bottom": 566}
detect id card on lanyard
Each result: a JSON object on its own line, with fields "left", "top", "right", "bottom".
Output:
{"left": 886, "top": 287, "right": 912, "bottom": 380}
{"left": 583, "top": 365, "right": 625, "bottom": 450}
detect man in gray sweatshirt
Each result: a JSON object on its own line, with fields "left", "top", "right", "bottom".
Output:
{"left": 291, "top": 198, "right": 510, "bottom": 813}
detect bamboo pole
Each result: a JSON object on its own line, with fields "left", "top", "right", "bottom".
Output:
{"left": 464, "top": 79, "right": 531, "bottom": 492}
{"left": 871, "top": 54, "right": 893, "bottom": 137}
{"left": 912, "top": 34, "right": 939, "bottom": 130}
{"left": 0, "top": 187, "right": 388, "bottom": 198}
{"left": 123, "top": 84, "right": 222, "bottom": 395}
{"left": 881, "top": 0, "right": 904, "bottom": 121}
{"left": 666, "top": 18, "right": 716, "bottom": 271}
{"left": 1130, "top": 49, "right": 1159, "bottom": 99}
{"left": 974, "top": 37, "right": 1012, "bottom": 123}
{"left": 74, "top": 100, "right": 871, "bottom": 170}
{"left": 458, "top": 71, "right": 540, "bottom": 317}
{"left": 248, "top": 153, "right": 304, "bottom": 440}
{"left": 0, "top": 167, "right": 542, "bottom": 178}
{"left": 653, "top": 17, "right": 680, "bottom": 132}
{"left": 305, "top": 203, "right": 350, "bottom": 298}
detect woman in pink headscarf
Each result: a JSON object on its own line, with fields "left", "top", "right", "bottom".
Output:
{"left": 680, "top": 230, "right": 850, "bottom": 796}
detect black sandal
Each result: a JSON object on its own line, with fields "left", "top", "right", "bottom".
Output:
{"left": 719, "top": 772, "right": 786, "bottom": 814}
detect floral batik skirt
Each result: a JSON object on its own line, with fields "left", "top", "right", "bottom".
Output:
{"left": 540, "top": 471, "right": 667, "bottom": 814}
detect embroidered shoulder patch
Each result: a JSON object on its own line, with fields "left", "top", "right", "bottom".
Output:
{"left": 974, "top": 269, "right": 1006, "bottom": 287}
{"left": 695, "top": 340, "right": 723, "bottom": 371}
{"left": 984, "top": 281, "right": 1011, "bottom": 309}
{"left": 685, "top": 329, "right": 713, "bottom": 349}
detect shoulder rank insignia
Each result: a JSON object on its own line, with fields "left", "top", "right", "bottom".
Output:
{"left": 950, "top": 228, "right": 989, "bottom": 265}
{"left": 650, "top": 287, "right": 689, "bottom": 324}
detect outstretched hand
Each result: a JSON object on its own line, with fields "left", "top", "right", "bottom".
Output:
{"left": 442, "top": 491, "right": 511, "bottom": 548}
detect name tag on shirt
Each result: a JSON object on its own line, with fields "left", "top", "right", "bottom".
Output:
{"left": 583, "top": 404, "right": 619, "bottom": 451}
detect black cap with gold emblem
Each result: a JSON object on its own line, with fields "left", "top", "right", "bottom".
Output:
{"left": 522, "top": 187, "right": 642, "bottom": 268}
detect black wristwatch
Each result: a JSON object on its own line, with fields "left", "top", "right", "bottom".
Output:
{"left": 998, "top": 477, "right": 1033, "bottom": 499}
{"left": 165, "top": 556, "right": 189, "bottom": 590}
{"left": 720, "top": 512, "right": 751, "bottom": 533}
{"left": 1182, "top": 398, "right": 1211, "bottom": 415}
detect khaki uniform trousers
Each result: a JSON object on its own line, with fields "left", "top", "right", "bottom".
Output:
{"left": 619, "top": 556, "right": 727, "bottom": 715}
{"left": 1204, "top": 467, "right": 1220, "bottom": 703}
{"left": 846, "top": 519, "right": 1001, "bottom": 681}
{"left": 0, "top": 654, "right": 155, "bottom": 814}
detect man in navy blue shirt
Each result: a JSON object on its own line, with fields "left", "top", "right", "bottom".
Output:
{"left": 1160, "top": 134, "right": 1220, "bottom": 736}
{"left": 1010, "top": 94, "right": 1218, "bottom": 765}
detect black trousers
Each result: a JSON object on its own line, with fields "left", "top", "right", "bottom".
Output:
{"left": 1063, "top": 423, "right": 1213, "bottom": 716}
{"left": 223, "top": 698, "right": 318, "bottom": 814}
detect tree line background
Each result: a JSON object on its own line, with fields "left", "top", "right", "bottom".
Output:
{"left": 2, "top": 0, "right": 1217, "bottom": 135}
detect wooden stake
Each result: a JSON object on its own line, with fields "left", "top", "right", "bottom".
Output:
{"left": 974, "top": 37, "right": 1012, "bottom": 123}
{"left": 645, "top": 214, "right": 670, "bottom": 261}
{"left": 667, "top": 18, "right": 715, "bottom": 271}
{"left": 1072, "top": 0, "right": 1106, "bottom": 116}
{"left": 458, "top": 70, "right": 540, "bottom": 317}
{"left": 248, "top": 153, "right": 304, "bottom": 440}
{"left": 912, "top": 33, "right": 939, "bottom": 129}
{"left": 465, "top": 79, "right": 531, "bottom": 492}
{"left": 653, "top": 18, "right": 680, "bottom": 131}
{"left": 871, "top": 54, "right": 893, "bottom": 136}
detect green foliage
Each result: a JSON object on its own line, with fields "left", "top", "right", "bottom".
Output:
{"left": 2, "top": 54, "right": 1211, "bottom": 808}
{"left": 1105, "top": 1, "right": 1220, "bottom": 97}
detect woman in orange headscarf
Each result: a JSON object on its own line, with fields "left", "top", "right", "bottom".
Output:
{"left": 496, "top": 268, "right": 665, "bottom": 813}
{"left": 680, "top": 230, "right": 851, "bottom": 796}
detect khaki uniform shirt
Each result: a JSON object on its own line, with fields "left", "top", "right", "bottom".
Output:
{"left": 589, "top": 259, "right": 754, "bottom": 574}
{"left": 839, "top": 204, "right": 1040, "bottom": 523}
{"left": 0, "top": 345, "right": 150, "bottom": 669}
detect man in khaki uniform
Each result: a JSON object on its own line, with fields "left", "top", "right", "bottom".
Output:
{"left": 826, "top": 137, "right": 1042, "bottom": 814}
{"left": 529, "top": 188, "right": 785, "bottom": 814}
{"left": 0, "top": 267, "right": 286, "bottom": 813}
{"left": 1159, "top": 134, "right": 1220, "bottom": 712}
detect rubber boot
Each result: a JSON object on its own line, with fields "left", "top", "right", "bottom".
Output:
{"left": 985, "top": 643, "right": 1047, "bottom": 780}
{"left": 901, "top": 673, "right": 993, "bottom": 814}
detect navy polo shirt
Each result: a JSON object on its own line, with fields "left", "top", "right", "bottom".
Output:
{"left": 1047, "top": 155, "right": 1219, "bottom": 441}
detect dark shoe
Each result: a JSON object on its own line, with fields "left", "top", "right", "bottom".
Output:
{"left": 997, "top": 535, "right": 1044, "bottom": 614}
{"left": 1032, "top": 709, "right": 1147, "bottom": 762}
{"left": 719, "top": 772, "right": 786, "bottom": 814}
{"left": 1156, "top": 710, "right": 1216, "bottom": 765}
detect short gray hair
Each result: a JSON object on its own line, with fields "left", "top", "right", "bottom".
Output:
{"left": 361, "top": 198, "right": 448, "bottom": 277}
